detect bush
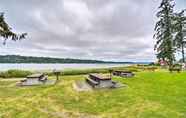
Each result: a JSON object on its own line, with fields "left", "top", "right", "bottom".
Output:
{"left": 0, "top": 69, "right": 32, "bottom": 78}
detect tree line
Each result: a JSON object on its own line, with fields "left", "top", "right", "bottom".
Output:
{"left": 154, "top": 0, "right": 186, "bottom": 68}
{"left": 0, "top": 55, "right": 134, "bottom": 64}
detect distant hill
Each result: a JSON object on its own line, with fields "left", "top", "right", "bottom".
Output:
{"left": 0, "top": 55, "right": 137, "bottom": 64}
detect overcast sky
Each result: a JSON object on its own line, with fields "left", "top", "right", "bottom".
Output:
{"left": 0, "top": 0, "right": 185, "bottom": 62}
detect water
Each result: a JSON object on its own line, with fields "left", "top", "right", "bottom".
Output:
{"left": 0, "top": 63, "right": 128, "bottom": 71}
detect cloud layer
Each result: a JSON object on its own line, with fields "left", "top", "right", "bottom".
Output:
{"left": 0, "top": 0, "right": 183, "bottom": 61}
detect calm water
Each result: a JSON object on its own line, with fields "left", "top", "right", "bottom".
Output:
{"left": 0, "top": 63, "right": 128, "bottom": 71}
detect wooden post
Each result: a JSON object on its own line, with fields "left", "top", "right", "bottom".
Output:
{"left": 108, "top": 69, "right": 113, "bottom": 79}
{"left": 53, "top": 69, "right": 61, "bottom": 84}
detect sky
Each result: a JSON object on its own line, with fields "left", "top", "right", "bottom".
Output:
{"left": 0, "top": 0, "right": 185, "bottom": 62}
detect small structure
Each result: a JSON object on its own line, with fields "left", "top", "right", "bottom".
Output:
{"left": 86, "top": 74, "right": 122, "bottom": 88}
{"left": 113, "top": 70, "right": 134, "bottom": 78}
{"left": 159, "top": 59, "right": 167, "bottom": 66}
{"left": 17, "top": 73, "right": 51, "bottom": 86}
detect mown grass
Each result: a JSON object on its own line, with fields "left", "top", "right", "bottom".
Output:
{"left": 0, "top": 70, "right": 186, "bottom": 118}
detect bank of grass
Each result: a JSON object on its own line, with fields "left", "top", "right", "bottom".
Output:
{"left": 0, "top": 69, "right": 32, "bottom": 78}
{"left": 0, "top": 70, "right": 186, "bottom": 118}
{"left": 62, "top": 66, "right": 140, "bottom": 76}
{"left": 0, "top": 65, "right": 151, "bottom": 78}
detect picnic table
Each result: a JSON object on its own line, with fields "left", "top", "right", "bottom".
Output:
{"left": 113, "top": 70, "right": 134, "bottom": 78}
{"left": 18, "top": 73, "right": 48, "bottom": 86}
{"left": 169, "top": 67, "right": 181, "bottom": 73}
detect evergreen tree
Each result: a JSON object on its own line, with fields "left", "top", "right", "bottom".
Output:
{"left": 154, "top": 0, "right": 175, "bottom": 67}
{"left": 173, "top": 10, "right": 186, "bottom": 63}
{"left": 0, "top": 12, "right": 27, "bottom": 44}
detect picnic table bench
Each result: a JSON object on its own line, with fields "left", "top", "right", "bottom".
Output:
{"left": 86, "top": 77, "right": 99, "bottom": 88}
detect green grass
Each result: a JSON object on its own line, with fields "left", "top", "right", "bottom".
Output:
{"left": 0, "top": 70, "right": 186, "bottom": 118}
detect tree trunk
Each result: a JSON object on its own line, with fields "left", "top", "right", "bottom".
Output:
{"left": 181, "top": 43, "right": 185, "bottom": 63}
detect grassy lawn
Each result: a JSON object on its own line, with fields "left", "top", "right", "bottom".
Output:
{"left": 0, "top": 70, "right": 186, "bottom": 118}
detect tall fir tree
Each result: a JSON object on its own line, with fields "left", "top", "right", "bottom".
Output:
{"left": 173, "top": 10, "right": 186, "bottom": 63}
{"left": 154, "top": 0, "right": 175, "bottom": 67}
{"left": 0, "top": 12, "right": 27, "bottom": 44}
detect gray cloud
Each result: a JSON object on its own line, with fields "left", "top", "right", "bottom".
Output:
{"left": 1, "top": 0, "right": 182, "bottom": 61}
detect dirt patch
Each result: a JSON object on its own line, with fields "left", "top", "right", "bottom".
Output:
{"left": 38, "top": 108, "right": 101, "bottom": 118}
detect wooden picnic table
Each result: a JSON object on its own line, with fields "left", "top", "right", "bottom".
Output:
{"left": 169, "top": 67, "right": 181, "bottom": 73}
{"left": 113, "top": 70, "right": 134, "bottom": 77}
